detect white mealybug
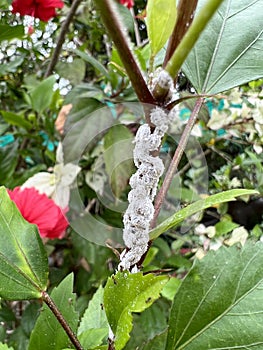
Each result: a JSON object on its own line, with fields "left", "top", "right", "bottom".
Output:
{"left": 118, "top": 106, "right": 177, "bottom": 271}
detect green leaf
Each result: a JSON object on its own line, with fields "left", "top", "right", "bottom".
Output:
{"left": 78, "top": 286, "right": 108, "bottom": 348}
{"left": 104, "top": 271, "right": 168, "bottom": 350}
{"left": 146, "top": 0, "right": 177, "bottom": 57}
{"left": 0, "top": 111, "right": 32, "bottom": 130}
{"left": 104, "top": 124, "right": 135, "bottom": 198}
{"left": 0, "top": 25, "right": 24, "bottom": 41}
{"left": 56, "top": 58, "right": 86, "bottom": 86}
{"left": 30, "top": 76, "right": 57, "bottom": 113}
{"left": 183, "top": 0, "right": 263, "bottom": 93}
{"left": 28, "top": 274, "right": 79, "bottom": 350}
{"left": 142, "top": 331, "right": 167, "bottom": 350}
{"left": 150, "top": 189, "right": 258, "bottom": 240}
{"left": 165, "top": 242, "right": 263, "bottom": 349}
{"left": 63, "top": 104, "right": 114, "bottom": 164}
{"left": 117, "top": 2, "right": 134, "bottom": 34}
{"left": 0, "top": 142, "right": 19, "bottom": 185}
{"left": 215, "top": 219, "right": 239, "bottom": 236}
{"left": 74, "top": 49, "right": 110, "bottom": 80}
{"left": 0, "top": 57, "right": 24, "bottom": 75}
{"left": 0, "top": 344, "right": 14, "bottom": 350}
{"left": 0, "top": 187, "right": 48, "bottom": 300}
{"left": 126, "top": 299, "right": 170, "bottom": 350}
{"left": 161, "top": 277, "right": 181, "bottom": 301}
{"left": 78, "top": 329, "right": 108, "bottom": 349}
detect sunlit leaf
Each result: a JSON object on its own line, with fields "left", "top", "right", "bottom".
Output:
{"left": 0, "top": 344, "right": 14, "bottom": 350}
{"left": 146, "top": 0, "right": 177, "bottom": 57}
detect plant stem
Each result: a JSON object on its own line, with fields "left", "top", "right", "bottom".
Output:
{"left": 151, "top": 97, "right": 204, "bottom": 228}
{"left": 163, "top": 0, "right": 198, "bottom": 68}
{"left": 94, "top": 0, "right": 155, "bottom": 115}
{"left": 42, "top": 291, "right": 84, "bottom": 350}
{"left": 45, "top": 0, "right": 82, "bottom": 78}
{"left": 164, "top": 0, "right": 224, "bottom": 79}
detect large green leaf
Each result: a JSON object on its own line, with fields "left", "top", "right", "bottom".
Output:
{"left": 0, "top": 187, "right": 48, "bottom": 300}
{"left": 165, "top": 242, "right": 263, "bottom": 349}
{"left": 104, "top": 124, "right": 135, "bottom": 199}
{"left": 28, "top": 274, "right": 79, "bottom": 350}
{"left": 146, "top": 0, "right": 177, "bottom": 57}
{"left": 183, "top": 0, "right": 263, "bottom": 94}
{"left": 104, "top": 271, "right": 168, "bottom": 350}
{"left": 0, "top": 25, "right": 24, "bottom": 41}
{"left": 150, "top": 189, "right": 258, "bottom": 240}
{"left": 30, "top": 76, "right": 57, "bottom": 113}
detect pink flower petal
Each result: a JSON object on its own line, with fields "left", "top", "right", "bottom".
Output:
{"left": 8, "top": 187, "right": 69, "bottom": 239}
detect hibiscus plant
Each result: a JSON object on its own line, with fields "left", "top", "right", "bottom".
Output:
{"left": 0, "top": 0, "right": 263, "bottom": 349}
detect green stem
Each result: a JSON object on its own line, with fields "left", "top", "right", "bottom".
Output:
{"left": 165, "top": 0, "right": 224, "bottom": 79}
{"left": 151, "top": 97, "right": 204, "bottom": 228}
{"left": 94, "top": 0, "right": 155, "bottom": 113}
{"left": 42, "top": 291, "right": 84, "bottom": 350}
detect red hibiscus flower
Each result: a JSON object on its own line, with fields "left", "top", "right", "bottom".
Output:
{"left": 119, "top": 0, "right": 134, "bottom": 9}
{"left": 12, "top": 0, "right": 64, "bottom": 22}
{"left": 8, "top": 187, "right": 69, "bottom": 239}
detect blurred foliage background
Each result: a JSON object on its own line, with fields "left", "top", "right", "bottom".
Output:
{"left": 0, "top": 0, "right": 262, "bottom": 348}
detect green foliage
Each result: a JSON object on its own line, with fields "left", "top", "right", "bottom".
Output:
{"left": 30, "top": 76, "right": 57, "bottom": 114}
{"left": 28, "top": 274, "right": 79, "bottom": 350}
{"left": 183, "top": 0, "right": 263, "bottom": 93}
{"left": 0, "top": 142, "right": 19, "bottom": 185}
{"left": 104, "top": 124, "right": 134, "bottom": 199}
{"left": 166, "top": 242, "right": 263, "bottom": 349}
{"left": 77, "top": 286, "right": 108, "bottom": 348}
{"left": 0, "top": 0, "right": 263, "bottom": 349}
{"left": 126, "top": 299, "right": 170, "bottom": 350}
{"left": 104, "top": 271, "right": 168, "bottom": 350}
{"left": 0, "top": 187, "right": 48, "bottom": 300}
{"left": 0, "top": 344, "right": 14, "bottom": 350}
{"left": 0, "top": 111, "right": 32, "bottom": 130}
{"left": 0, "top": 25, "right": 24, "bottom": 41}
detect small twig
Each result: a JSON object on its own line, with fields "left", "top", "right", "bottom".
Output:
{"left": 45, "top": 0, "right": 82, "bottom": 78}
{"left": 42, "top": 291, "right": 84, "bottom": 350}
{"left": 130, "top": 7, "right": 141, "bottom": 47}
{"left": 151, "top": 97, "right": 204, "bottom": 228}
